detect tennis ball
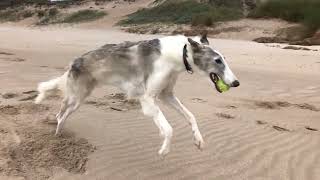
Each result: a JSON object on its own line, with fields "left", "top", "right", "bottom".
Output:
{"left": 209, "top": 73, "right": 230, "bottom": 93}
{"left": 216, "top": 79, "right": 230, "bottom": 92}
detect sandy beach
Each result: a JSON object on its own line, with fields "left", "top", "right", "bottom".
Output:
{"left": 0, "top": 24, "right": 319, "bottom": 180}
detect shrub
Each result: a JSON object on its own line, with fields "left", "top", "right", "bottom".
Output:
{"left": 0, "top": 9, "right": 19, "bottom": 21}
{"left": 192, "top": 13, "right": 213, "bottom": 26}
{"left": 36, "top": 9, "right": 59, "bottom": 25}
{"left": 56, "top": 1, "right": 71, "bottom": 9}
{"left": 303, "top": 6, "right": 320, "bottom": 31}
{"left": 37, "top": 10, "right": 45, "bottom": 17}
{"left": 62, "top": 9, "right": 106, "bottom": 23}
{"left": 38, "top": 16, "right": 51, "bottom": 25}
{"left": 21, "top": 10, "right": 34, "bottom": 18}
{"left": 249, "top": 0, "right": 320, "bottom": 31}
{"left": 0, "top": 8, "right": 33, "bottom": 22}
{"left": 207, "top": 0, "right": 242, "bottom": 7}
{"left": 48, "top": 8, "right": 59, "bottom": 17}
{"left": 119, "top": 0, "right": 243, "bottom": 26}
{"left": 25, "top": 0, "right": 48, "bottom": 5}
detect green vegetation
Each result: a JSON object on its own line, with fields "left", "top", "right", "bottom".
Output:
{"left": 36, "top": 8, "right": 60, "bottom": 25}
{"left": 48, "top": 8, "right": 59, "bottom": 17}
{"left": 250, "top": 0, "right": 320, "bottom": 31}
{"left": 205, "top": 0, "right": 242, "bottom": 8}
{"left": 36, "top": 9, "right": 106, "bottom": 25}
{"left": 0, "top": 0, "right": 85, "bottom": 9}
{"left": 61, "top": 9, "right": 106, "bottom": 23}
{"left": 36, "top": 10, "right": 46, "bottom": 17}
{"left": 0, "top": 6, "right": 106, "bottom": 25}
{"left": 25, "top": 0, "right": 48, "bottom": 4}
{"left": 0, "top": 8, "right": 34, "bottom": 22}
{"left": 0, "top": 9, "right": 20, "bottom": 22}
{"left": 22, "top": 10, "right": 34, "bottom": 18}
{"left": 119, "top": 0, "right": 243, "bottom": 26}
{"left": 191, "top": 6, "right": 241, "bottom": 26}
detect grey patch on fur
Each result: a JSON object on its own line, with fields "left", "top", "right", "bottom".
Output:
{"left": 200, "top": 35, "right": 209, "bottom": 45}
{"left": 67, "top": 39, "right": 161, "bottom": 97}
{"left": 200, "top": 31, "right": 209, "bottom": 45}
{"left": 192, "top": 46, "right": 226, "bottom": 76}
{"left": 70, "top": 57, "right": 85, "bottom": 78}
{"left": 188, "top": 38, "right": 226, "bottom": 75}
{"left": 138, "top": 39, "right": 161, "bottom": 57}
{"left": 138, "top": 39, "right": 161, "bottom": 81}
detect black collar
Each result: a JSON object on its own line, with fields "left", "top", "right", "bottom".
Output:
{"left": 183, "top": 44, "right": 193, "bottom": 74}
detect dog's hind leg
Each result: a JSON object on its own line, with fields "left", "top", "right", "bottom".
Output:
{"left": 56, "top": 97, "right": 68, "bottom": 119}
{"left": 56, "top": 96, "right": 80, "bottom": 135}
{"left": 55, "top": 75, "right": 96, "bottom": 135}
{"left": 159, "top": 75, "right": 204, "bottom": 149}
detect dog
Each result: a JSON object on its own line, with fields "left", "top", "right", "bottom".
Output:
{"left": 35, "top": 34, "right": 240, "bottom": 156}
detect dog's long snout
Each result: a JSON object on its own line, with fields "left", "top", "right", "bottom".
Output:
{"left": 231, "top": 80, "right": 240, "bottom": 87}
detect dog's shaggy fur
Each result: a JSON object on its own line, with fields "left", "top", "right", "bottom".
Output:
{"left": 35, "top": 34, "right": 239, "bottom": 156}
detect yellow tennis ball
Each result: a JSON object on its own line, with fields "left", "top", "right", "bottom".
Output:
{"left": 216, "top": 79, "right": 230, "bottom": 92}
{"left": 210, "top": 73, "right": 230, "bottom": 93}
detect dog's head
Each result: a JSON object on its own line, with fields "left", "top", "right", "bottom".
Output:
{"left": 187, "top": 35, "right": 240, "bottom": 90}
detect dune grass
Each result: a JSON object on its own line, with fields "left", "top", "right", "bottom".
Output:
{"left": 61, "top": 9, "right": 106, "bottom": 23}
{"left": 0, "top": 8, "right": 34, "bottom": 22}
{"left": 119, "top": 0, "right": 243, "bottom": 26}
{"left": 37, "top": 9, "right": 106, "bottom": 25}
{"left": 0, "top": 9, "right": 20, "bottom": 22}
{"left": 250, "top": 0, "right": 320, "bottom": 31}
{"left": 0, "top": 7, "right": 106, "bottom": 25}
{"left": 36, "top": 8, "right": 61, "bottom": 25}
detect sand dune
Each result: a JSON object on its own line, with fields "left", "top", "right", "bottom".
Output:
{"left": 0, "top": 25, "right": 319, "bottom": 180}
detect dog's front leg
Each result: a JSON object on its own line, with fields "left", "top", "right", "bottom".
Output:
{"left": 140, "top": 95, "right": 172, "bottom": 156}
{"left": 161, "top": 93, "right": 204, "bottom": 149}
{"left": 139, "top": 69, "right": 173, "bottom": 156}
{"left": 159, "top": 75, "right": 204, "bottom": 149}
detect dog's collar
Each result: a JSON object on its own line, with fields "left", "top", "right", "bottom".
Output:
{"left": 183, "top": 44, "right": 193, "bottom": 74}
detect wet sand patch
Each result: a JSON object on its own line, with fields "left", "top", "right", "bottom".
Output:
{"left": 216, "top": 113, "right": 235, "bottom": 119}
{"left": 254, "top": 100, "right": 319, "bottom": 111}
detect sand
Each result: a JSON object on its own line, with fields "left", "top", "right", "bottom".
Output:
{"left": 0, "top": 24, "right": 319, "bottom": 180}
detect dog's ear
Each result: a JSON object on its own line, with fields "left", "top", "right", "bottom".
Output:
{"left": 188, "top": 38, "right": 201, "bottom": 52}
{"left": 200, "top": 31, "right": 209, "bottom": 45}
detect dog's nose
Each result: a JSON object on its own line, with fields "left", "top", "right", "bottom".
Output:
{"left": 231, "top": 80, "right": 240, "bottom": 87}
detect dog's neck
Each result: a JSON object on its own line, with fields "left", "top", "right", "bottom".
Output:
{"left": 157, "top": 35, "right": 197, "bottom": 74}
{"left": 181, "top": 43, "right": 197, "bottom": 74}
{"left": 183, "top": 44, "right": 193, "bottom": 74}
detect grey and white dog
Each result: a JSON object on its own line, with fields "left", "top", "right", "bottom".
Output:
{"left": 35, "top": 34, "right": 240, "bottom": 156}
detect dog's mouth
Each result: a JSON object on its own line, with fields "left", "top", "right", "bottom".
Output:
{"left": 209, "top": 73, "right": 229, "bottom": 93}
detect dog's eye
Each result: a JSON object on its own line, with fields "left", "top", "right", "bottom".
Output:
{"left": 215, "top": 59, "right": 222, "bottom": 64}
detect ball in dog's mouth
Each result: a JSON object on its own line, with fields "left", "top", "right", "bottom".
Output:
{"left": 209, "top": 73, "right": 230, "bottom": 93}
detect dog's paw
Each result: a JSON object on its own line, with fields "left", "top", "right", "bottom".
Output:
{"left": 193, "top": 130, "right": 204, "bottom": 150}
{"left": 55, "top": 128, "right": 62, "bottom": 137}
{"left": 55, "top": 132, "right": 62, "bottom": 137}
{"left": 158, "top": 146, "right": 170, "bottom": 157}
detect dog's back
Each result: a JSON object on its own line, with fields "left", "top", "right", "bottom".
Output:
{"left": 66, "top": 39, "right": 161, "bottom": 97}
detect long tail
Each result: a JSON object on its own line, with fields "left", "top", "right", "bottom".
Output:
{"left": 35, "top": 71, "right": 68, "bottom": 104}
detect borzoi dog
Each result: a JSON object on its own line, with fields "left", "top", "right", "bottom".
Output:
{"left": 35, "top": 34, "right": 240, "bottom": 156}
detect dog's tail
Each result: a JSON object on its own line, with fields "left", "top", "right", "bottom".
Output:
{"left": 35, "top": 71, "right": 68, "bottom": 104}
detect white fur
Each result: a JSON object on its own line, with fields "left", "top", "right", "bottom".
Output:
{"left": 35, "top": 72, "right": 68, "bottom": 104}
